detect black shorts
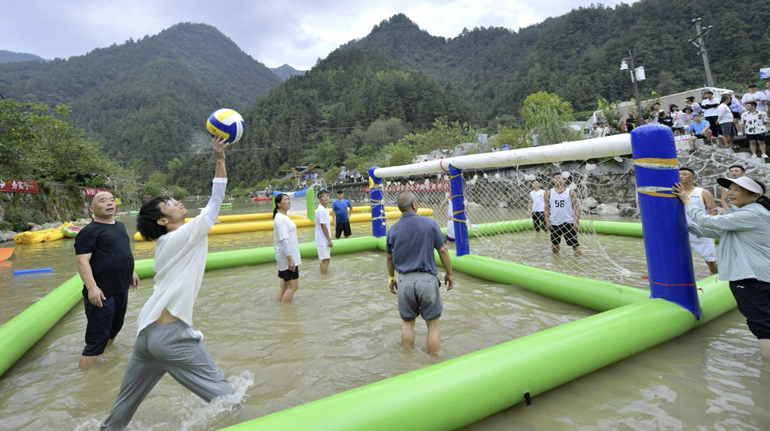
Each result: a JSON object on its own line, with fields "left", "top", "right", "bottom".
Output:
{"left": 532, "top": 212, "right": 546, "bottom": 232}
{"left": 747, "top": 134, "right": 766, "bottom": 142}
{"left": 335, "top": 222, "right": 351, "bottom": 238}
{"left": 695, "top": 133, "right": 708, "bottom": 139}
{"left": 729, "top": 279, "right": 770, "bottom": 339}
{"left": 732, "top": 111, "right": 741, "bottom": 119}
{"left": 550, "top": 222, "right": 579, "bottom": 247}
{"left": 278, "top": 266, "right": 300, "bottom": 281}
{"left": 82, "top": 290, "right": 128, "bottom": 356}
{"left": 705, "top": 116, "right": 720, "bottom": 136}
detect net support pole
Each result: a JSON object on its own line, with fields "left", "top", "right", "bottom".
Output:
{"left": 630, "top": 125, "right": 701, "bottom": 319}
{"left": 368, "top": 166, "right": 386, "bottom": 238}
{"left": 449, "top": 165, "right": 470, "bottom": 256}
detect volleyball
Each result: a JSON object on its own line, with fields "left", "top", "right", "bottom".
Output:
{"left": 206, "top": 109, "right": 244, "bottom": 144}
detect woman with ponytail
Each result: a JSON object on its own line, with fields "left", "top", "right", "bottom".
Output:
{"left": 673, "top": 176, "right": 770, "bottom": 359}
{"left": 273, "top": 193, "right": 302, "bottom": 303}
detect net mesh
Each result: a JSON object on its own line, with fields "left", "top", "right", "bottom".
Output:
{"left": 380, "top": 157, "right": 643, "bottom": 285}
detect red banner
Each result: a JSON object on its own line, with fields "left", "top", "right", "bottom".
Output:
{"left": 83, "top": 187, "right": 112, "bottom": 197}
{"left": 0, "top": 180, "right": 39, "bottom": 193}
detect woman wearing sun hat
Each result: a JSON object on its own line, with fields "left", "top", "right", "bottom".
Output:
{"left": 673, "top": 176, "right": 770, "bottom": 359}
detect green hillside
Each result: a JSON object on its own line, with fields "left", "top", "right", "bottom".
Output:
{"left": 0, "top": 50, "right": 47, "bottom": 63}
{"left": 271, "top": 64, "right": 306, "bottom": 81}
{"left": 347, "top": 3, "right": 770, "bottom": 120}
{"left": 0, "top": 23, "right": 281, "bottom": 173}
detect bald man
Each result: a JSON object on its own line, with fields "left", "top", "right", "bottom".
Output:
{"left": 386, "top": 191, "right": 454, "bottom": 354}
{"left": 75, "top": 191, "right": 139, "bottom": 370}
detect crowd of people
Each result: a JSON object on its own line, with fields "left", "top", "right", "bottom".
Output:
{"left": 600, "top": 82, "right": 770, "bottom": 159}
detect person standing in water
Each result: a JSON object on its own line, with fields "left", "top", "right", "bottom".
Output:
{"left": 315, "top": 190, "right": 333, "bottom": 274}
{"left": 100, "top": 137, "right": 234, "bottom": 430}
{"left": 75, "top": 191, "right": 139, "bottom": 370}
{"left": 274, "top": 193, "right": 302, "bottom": 302}
{"left": 528, "top": 180, "right": 546, "bottom": 233}
{"left": 544, "top": 173, "right": 582, "bottom": 256}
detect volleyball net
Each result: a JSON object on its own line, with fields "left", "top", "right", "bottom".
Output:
{"left": 370, "top": 136, "right": 644, "bottom": 285}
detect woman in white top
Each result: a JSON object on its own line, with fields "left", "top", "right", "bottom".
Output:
{"left": 717, "top": 94, "right": 736, "bottom": 149}
{"left": 273, "top": 193, "right": 302, "bottom": 303}
{"left": 101, "top": 137, "right": 233, "bottom": 430}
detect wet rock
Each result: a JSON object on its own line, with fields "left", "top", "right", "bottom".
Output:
{"left": 619, "top": 207, "right": 640, "bottom": 218}
{"left": 595, "top": 203, "right": 620, "bottom": 215}
{"left": 0, "top": 231, "right": 17, "bottom": 242}
{"left": 29, "top": 224, "right": 42, "bottom": 232}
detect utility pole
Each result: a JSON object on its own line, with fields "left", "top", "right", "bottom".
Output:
{"left": 689, "top": 18, "right": 714, "bottom": 87}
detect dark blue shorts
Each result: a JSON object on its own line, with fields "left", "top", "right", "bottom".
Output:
{"left": 82, "top": 290, "right": 128, "bottom": 356}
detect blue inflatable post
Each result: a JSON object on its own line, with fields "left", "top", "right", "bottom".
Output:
{"left": 368, "top": 167, "right": 386, "bottom": 238}
{"left": 631, "top": 125, "right": 701, "bottom": 319}
{"left": 449, "top": 165, "right": 470, "bottom": 257}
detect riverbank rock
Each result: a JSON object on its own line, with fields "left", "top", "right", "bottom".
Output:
{"left": 41, "top": 222, "right": 63, "bottom": 229}
{"left": 580, "top": 197, "right": 599, "bottom": 214}
{"left": 0, "top": 231, "right": 17, "bottom": 242}
{"left": 595, "top": 203, "right": 620, "bottom": 215}
{"left": 619, "top": 207, "right": 640, "bottom": 218}
{"left": 72, "top": 218, "right": 91, "bottom": 227}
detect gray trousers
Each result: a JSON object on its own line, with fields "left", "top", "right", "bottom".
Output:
{"left": 101, "top": 321, "right": 233, "bottom": 430}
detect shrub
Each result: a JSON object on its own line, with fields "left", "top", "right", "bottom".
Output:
{"left": 3, "top": 207, "right": 45, "bottom": 232}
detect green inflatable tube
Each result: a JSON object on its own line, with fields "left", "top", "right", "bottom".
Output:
{"left": 449, "top": 254, "right": 649, "bottom": 312}
{"left": 0, "top": 274, "right": 84, "bottom": 378}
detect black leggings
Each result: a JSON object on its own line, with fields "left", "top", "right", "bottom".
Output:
{"left": 729, "top": 279, "right": 770, "bottom": 339}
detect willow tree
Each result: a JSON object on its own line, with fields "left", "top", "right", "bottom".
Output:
{"left": 521, "top": 91, "right": 579, "bottom": 146}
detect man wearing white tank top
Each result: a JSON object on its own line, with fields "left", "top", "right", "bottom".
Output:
{"left": 544, "top": 173, "right": 582, "bottom": 256}
{"left": 679, "top": 168, "right": 719, "bottom": 274}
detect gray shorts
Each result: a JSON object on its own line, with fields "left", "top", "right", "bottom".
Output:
{"left": 397, "top": 272, "right": 443, "bottom": 321}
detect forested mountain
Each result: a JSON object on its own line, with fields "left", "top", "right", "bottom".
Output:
{"left": 347, "top": 1, "right": 770, "bottom": 120}
{"left": 271, "top": 64, "right": 306, "bottom": 81}
{"left": 170, "top": 48, "right": 473, "bottom": 193}
{"left": 0, "top": 23, "right": 281, "bottom": 173}
{"left": 0, "top": 50, "right": 47, "bottom": 63}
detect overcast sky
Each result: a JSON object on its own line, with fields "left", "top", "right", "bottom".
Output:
{"left": 4, "top": 0, "right": 635, "bottom": 70}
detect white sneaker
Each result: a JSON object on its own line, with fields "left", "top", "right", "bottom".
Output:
{"left": 750, "top": 154, "right": 758, "bottom": 158}
{"left": 763, "top": 153, "right": 769, "bottom": 159}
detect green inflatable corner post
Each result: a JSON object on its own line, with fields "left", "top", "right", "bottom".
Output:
{"left": 306, "top": 187, "right": 315, "bottom": 222}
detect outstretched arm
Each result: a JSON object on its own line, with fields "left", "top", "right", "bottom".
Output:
{"left": 202, "top": 137, "right": 229, "bottom": 226}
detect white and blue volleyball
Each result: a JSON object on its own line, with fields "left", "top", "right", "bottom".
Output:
{"left": 206, "top": 109, "right": 244, "bottom": 144}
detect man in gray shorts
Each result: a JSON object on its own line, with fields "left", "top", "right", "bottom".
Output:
{"left": 386, "top": 191, "right": 454, "bottom": 354}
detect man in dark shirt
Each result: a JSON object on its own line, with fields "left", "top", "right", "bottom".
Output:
{"left": 386, "top": 191, "right": 454, "bottom": 354}
{"left": 75, "top": 191, "right": 138, "bottom": 370}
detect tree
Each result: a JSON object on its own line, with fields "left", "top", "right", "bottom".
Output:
{"left": 520, "top": 92, "right": 576, "bottom": 146}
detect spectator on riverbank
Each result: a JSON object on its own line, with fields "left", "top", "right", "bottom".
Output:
{"left": 648, "top": 102, "right": 661, "bottom": 124}
{"left": 728, "top": 92, "right": 744, "bottom": 135}
{"left": 742, "top": 84, "right": 767, "bottom": 112}
{"left": 659, "top": 110, "right": 674, "bottom": 129}
{"left": 718, "top": 94, "right": 736, "bottom": 149}
{"left": 702, "top": 90, "right": 721, "bottom": 143}
{"left": 671, "top": 104, "right": 686, "bottom": 135}
{"left": 686, "top": 113, "right": 711, "bottom": 154}
{"left": 685, "top": 96, "right": 703, "bottom": 117}
{"left": 741, "top": 101, "right": 769, "bottom": 159}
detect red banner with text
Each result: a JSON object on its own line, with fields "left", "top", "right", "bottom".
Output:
{"left": 0, "top": 180, "right": 39, "bottom": 193}
{"left": 83, "top": 187, "right": 112, "bottom": 197}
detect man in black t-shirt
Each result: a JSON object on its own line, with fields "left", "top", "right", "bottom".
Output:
{"left": 75, "top": 191, "right": 138, "bottom": 370}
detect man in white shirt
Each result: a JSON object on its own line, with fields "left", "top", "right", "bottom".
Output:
{"left": 544, "top": 173, "right": 582, "bottom": 256}
{"left": 742, "top": 84, "right": 767, "bottom": 112}
{"left": 315, "top": 190, "right": 333, "bottom": 274}
{"left": 101, "top": 137, "right": 234, "bottom": 430}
